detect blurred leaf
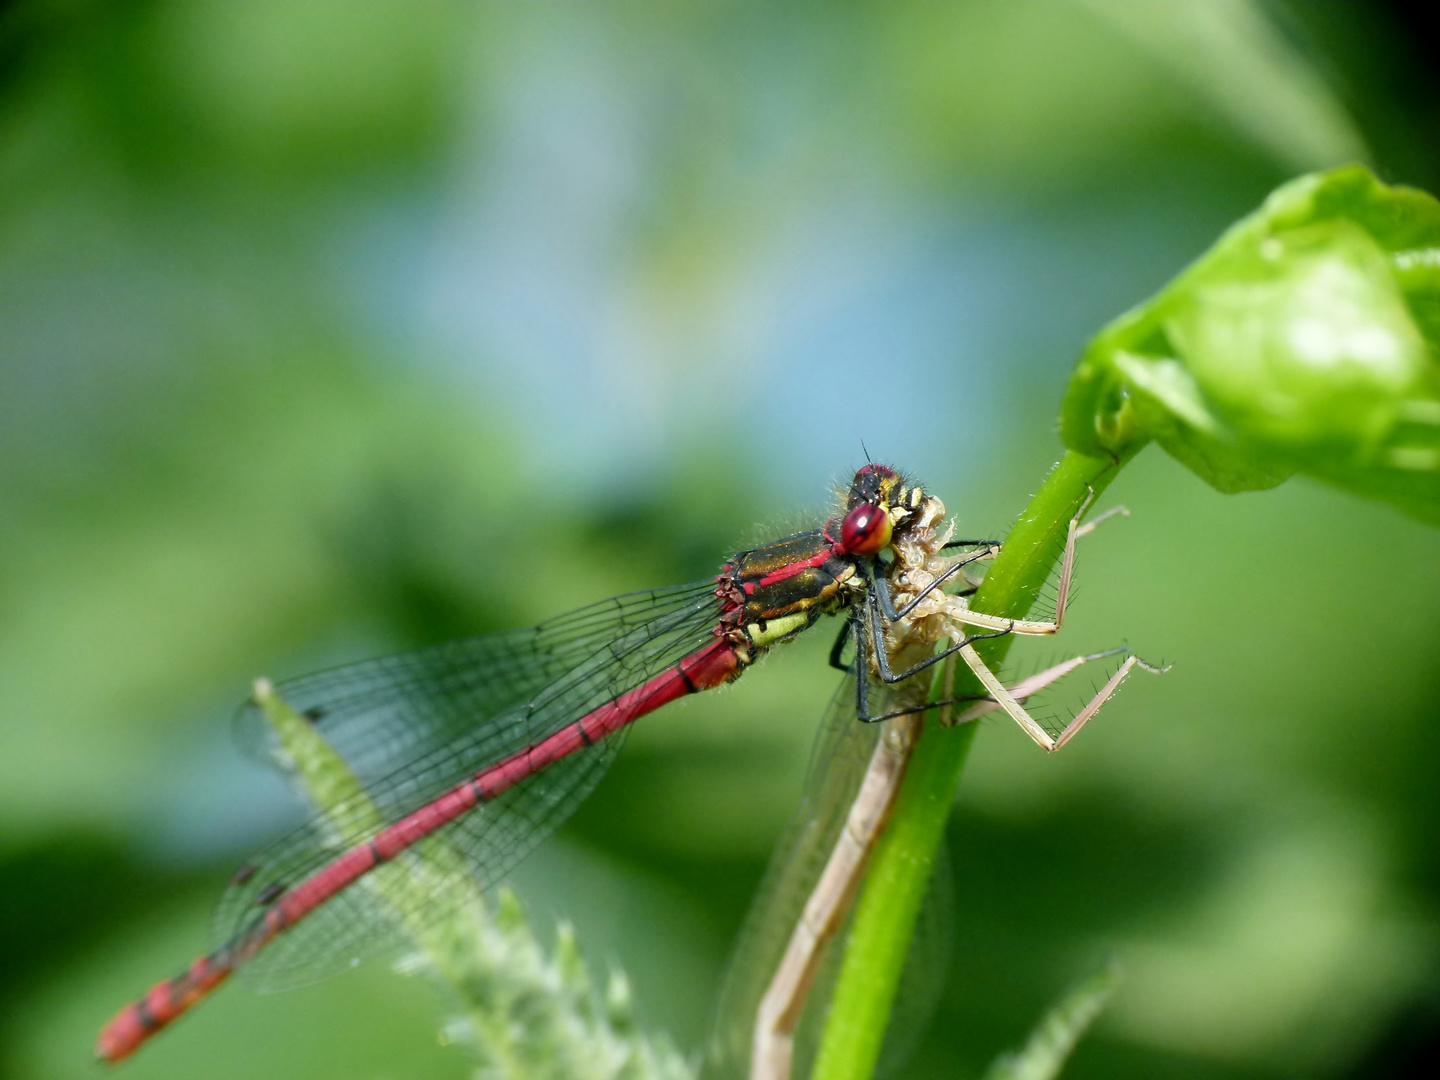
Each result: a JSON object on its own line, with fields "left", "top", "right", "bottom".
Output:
{"left": 1079, "top": 0, "right": 1368, "bottom": 171}
{"left": 1062, "top": 164, "right": 1440, "bottom": 522}
{"left": 981, "top": 959, "right": 1121, "bottom": 1080}
{"left": 877, "top": 0, "right": 1362, "bottom": 194}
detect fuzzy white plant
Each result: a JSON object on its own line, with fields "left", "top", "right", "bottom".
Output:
{"left": 980, "top": 959, "right": 1121, "bottom": 1080}
{"left": 256, "top": 679, "right": 694, "bottom": 1080}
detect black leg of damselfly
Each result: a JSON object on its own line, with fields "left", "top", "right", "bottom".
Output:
{"left": 941, "top": 538, "right": 1002, "bottom": 550}
{"left": 859, "top": 694, "right": 994, "bottom": 724}
{"left": 868, "top": 581, "right": 1014, "bottom": 686}
{"left": 853, "top": 622, "right": 991, "bottom": 722}
{"left": 892, "top": 546, "right": 997, "bottom": 621}
{"left": 861, "top": 560, "right": 900, "bottom": 622}
{"left": 850, "top": 595, "right": 998, "bottom": 723}
{"left": 829, "top": 619, "right": 853, "bottom": 674}
{"left": 886, "top": 629, "right": 1015, "bottom": 685}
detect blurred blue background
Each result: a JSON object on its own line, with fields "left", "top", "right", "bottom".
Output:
{"left": 2, "top": 3, "right": 1439, "bottom": 1078}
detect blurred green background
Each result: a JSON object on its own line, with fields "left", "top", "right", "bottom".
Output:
{"left": 3, "top": 2, "right": 1439, "bottom": 1078}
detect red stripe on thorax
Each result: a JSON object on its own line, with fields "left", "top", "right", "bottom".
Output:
{"left": 742, "top": 546, "right": 840, "bottom": 595}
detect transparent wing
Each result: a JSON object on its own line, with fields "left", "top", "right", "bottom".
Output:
{"left": 705, "top": 675, "right": 954, "bottom": 1080}
{"left": 236, "top": 583, "right": 720, "bottom": 789}
{"left": 776, "top": 843, "right": 954, "bottom": 1080}
{"left": 214, "top": 580, "right": 722, "bottom": 990}
{"left": 706, "top": 675, "right": 882, "bottom": 1078}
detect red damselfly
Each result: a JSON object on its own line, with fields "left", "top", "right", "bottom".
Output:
{"left": 97, "top": 464, "right": 1154, "bottom": 1065}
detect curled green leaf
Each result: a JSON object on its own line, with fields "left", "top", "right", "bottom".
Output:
{"left": 1062, "top": 164, "right": 1440, "bottom": 520}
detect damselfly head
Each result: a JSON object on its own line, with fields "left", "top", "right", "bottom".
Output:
{"left": 846, "top": 463, "right": 903, "bottom": 510}
{"left": 842, "top": 464, "right": 934, "bottom": 551}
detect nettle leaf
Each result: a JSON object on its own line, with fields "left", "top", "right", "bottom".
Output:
{"left": 1062, "top": 164, "right": 1440, "bottom": 521}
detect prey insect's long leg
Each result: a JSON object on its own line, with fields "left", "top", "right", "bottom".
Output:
{"left": 873, "top": 494, "right": 1154, "bottom": 739}
{"left": 855, "top": 493, "right": 1131, "bottom": 708}
{"left": 929, "top": 496, "right": 1157, "bottom": 750}
{"left": 953, "top": 641, "right": 1163, "bottom": 752}
{"left": 748, "top": 644, "right": 1143, "bottom": 1080}
{"left": 939, "top": 493, "right": 1128, "bottom": 637}
{"left": 1073, "top": 504, "right": 1129, "bottom": 540}
{"left": 891, "top": 546, "right": 997, "bottom": 621}
{"left": 857, "top": 636, "right": 1146, "bottom": 726}
{"left": 894, "top": 501, "right": 1125, "bottom": 631}
{"left": 943, "top": 646, "right": 1155, "bottom": 729}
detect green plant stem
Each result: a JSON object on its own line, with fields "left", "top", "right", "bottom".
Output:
{"left": 810, "top": 449, "right": 1127, "bottom": 1080}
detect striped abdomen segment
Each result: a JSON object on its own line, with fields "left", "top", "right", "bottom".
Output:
{"left": 96, "top": 637, "right": 742, "bottom": 1063}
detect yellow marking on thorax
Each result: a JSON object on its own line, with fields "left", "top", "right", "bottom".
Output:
{"left": 746, "top": 611, "right": 813, "bottom": 649}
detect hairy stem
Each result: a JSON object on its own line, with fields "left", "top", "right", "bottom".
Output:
{"left": 254, "top": 681, "right": 693, "bottom": 1080}
{"left": 810, "top": 449, "right": 1126, "bottom": 1080}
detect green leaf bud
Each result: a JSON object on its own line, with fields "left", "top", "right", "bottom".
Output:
{"left": 1061, "top": 164, "right": 1440, "bottom": 521}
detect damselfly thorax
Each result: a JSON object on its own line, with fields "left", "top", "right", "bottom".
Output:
{"left": 717, "top": 464, "right": 941, "bottom": 661}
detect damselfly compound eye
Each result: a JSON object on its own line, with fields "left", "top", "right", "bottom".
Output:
{"left": 841, "top": 502, "right": 892, "bottom": 555}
